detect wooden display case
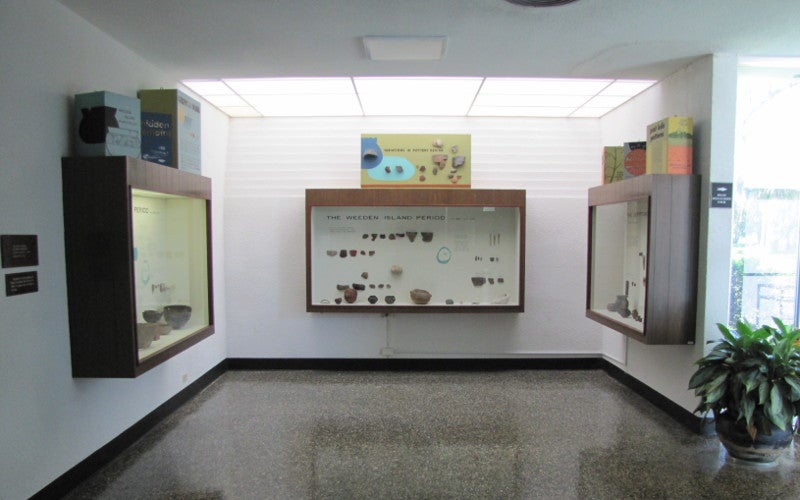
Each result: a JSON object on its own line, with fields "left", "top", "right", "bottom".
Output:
{"left": 586, "top": 174, "right": 700, "bottom": 344}
{"left": 306, "top": 189, "right": 526, "bottom": 313}
{"left": 62, "top": 156, "right": 214, "bottom": 377}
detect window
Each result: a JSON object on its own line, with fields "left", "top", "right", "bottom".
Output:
{"left": 731, "top": 63, "right": 800, "bottom": 326}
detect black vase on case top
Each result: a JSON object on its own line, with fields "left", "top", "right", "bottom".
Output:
{"left": 78, "top": 106, "right": 118, "bottom": 144}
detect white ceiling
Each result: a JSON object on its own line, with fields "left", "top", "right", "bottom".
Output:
{"left": 58, "top": 0, "right": 800, "bottom": 82}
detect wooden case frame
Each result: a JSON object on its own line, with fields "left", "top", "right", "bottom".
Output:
{"left": 62, "top": 156, "right": 214, "bottom": 377}
{"left": 586, "top": 174, "right": 700, "bottom": 344}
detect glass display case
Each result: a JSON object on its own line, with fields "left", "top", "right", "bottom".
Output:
{"left": 306, "top": 189, "right": 525, "bottom": 312}
{"left": 586, "top": 174, "right": 700, "bottom": 344}
{"left": 62, "top": 156, "right": 214, "bottom": 377}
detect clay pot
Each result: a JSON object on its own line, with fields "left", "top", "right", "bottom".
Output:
{"left": 715, "top": 411, "right": 794, "bottom": 463}
{"left": 142, "top": 309, "right": 162, "bottom": 323}
{"left": 409, "top": 289, "right": 432, "bottom": 305}
{"left": 136, "top": 323, "right": 159, "bottom": 349}
{"left": 163, "top": 305, "right": 192, "bottom": 329}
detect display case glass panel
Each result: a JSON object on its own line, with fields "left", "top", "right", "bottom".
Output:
{"left": 306, "top": 189, "right": 525, "bottom": 313}
{"left": 588, "top": 197, "right": 649, "bottom": 333}
{"left": 131, "top": 189, "right": 210, "bottom": 362}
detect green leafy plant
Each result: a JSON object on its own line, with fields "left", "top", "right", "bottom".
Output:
{"left": 688, "top": 318, "right": 800, "bottom": 440}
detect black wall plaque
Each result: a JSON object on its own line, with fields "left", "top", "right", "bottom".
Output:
{"left": 711, "top": 183, "right": 733, "bottom": 208}
{"left": 5, "top": 271, "right": 38, "bottom": 296}
{"left": 1, "top": 234, "right": 39, "bottom": 268}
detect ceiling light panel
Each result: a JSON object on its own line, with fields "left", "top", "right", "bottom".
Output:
{"left": 223, "top": 77, "right": 355, "bottom": 95}
{"left": 599, "top": 79, "right": 656, "bottom": 96}
{"left": 469, "top": 106, "right": 573, "bottom": 117}
{"left": 218, "top": 106, "right": 263, "bottom": 118}
{"left": 246, "top": 94, "right": 363, "bottom": 117}
{"left": 480, "top": 77, "right": 612, "bottom": 95}
{"left": 363, "top": 36, "right": 447, "bottom": 61}
{"left": 355, "top": 77, "right": 482, "bottom": 115}
{"left": 181, "top": 76, "right": 658, "bottom": 118}
{"left": 472, "top": 94, "right": 590, "bottom": 108}
{"left": 182, "top": 80, "right": 235, "bottom": 95}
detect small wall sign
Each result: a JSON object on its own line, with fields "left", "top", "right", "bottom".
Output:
{"left": 711, "top": 183, "right": 733, "bottom": 208}
{"left": 1, "top": 234, "right": 39, "bottom": 268}
{"left": 5, "top": 271, "right": 38, "bottom": 296}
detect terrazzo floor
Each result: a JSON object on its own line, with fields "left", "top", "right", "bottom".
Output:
{"left": 63, "top": 369, "right": 800, "bottom": 499}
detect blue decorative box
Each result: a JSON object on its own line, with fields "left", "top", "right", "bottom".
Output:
{"left": 74, "top": 91, "right": 141, "bottom": 158}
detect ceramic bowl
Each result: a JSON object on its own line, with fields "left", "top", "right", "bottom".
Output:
{"left": 163, "top": 305, "right": 192, "bottom": 329}
{"left": 142, "top": 309, "right": 163, "bottom": 323}
{"left": 136, "top": 323, "right": 159, "bottom": 349}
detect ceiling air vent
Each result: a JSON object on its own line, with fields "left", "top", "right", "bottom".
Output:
{"left": 505, "top": 0, "right": 579, "bottom": 6}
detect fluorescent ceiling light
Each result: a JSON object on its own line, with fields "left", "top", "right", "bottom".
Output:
{"left": 182, "top": 80, "right": 235, "bottom": 95}
{"left": 182, "top": 76, "right": 656, "bottom": 118}
{"left": 355, "top": 77, "right": 482, "bottom": 115}
{"left": 223, "top": 77, "right": 355, "bottom": 95}
{"left": 247, "top": 94, "right": 363, "bottom": 117}
{"left": 480, "top": 78, "right": 612, "bottom": 95}
{"left": 363, "top": 36, "right": 447, "bottom": 61}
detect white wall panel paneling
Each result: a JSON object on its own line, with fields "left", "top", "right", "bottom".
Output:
{"left": 225, "top": 116, "right": 604, "bottom": 358}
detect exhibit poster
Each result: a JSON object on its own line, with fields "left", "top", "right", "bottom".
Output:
{"left": 361, "top": 134, "right": 471, "bottom": 188}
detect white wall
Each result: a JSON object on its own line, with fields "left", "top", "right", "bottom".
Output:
{"left": 0, "top": 1, "right": 228, "bottom": 498}
{"left": 600, "top": 54, "right": 737, "bottom": 411}
{"left": 225, "top": 117, "right": 606, "bottom": 358}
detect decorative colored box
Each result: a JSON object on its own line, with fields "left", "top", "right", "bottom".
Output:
{"left": 74, "top": 91, "right": 141, "bottom": 158}
{"left": 645, "top": 116, "right": 693, "bottom": 174}
{"left": 602, "top": 146, "right": 624, "bottom": 184}
{"left": 138, "top": 89, "right": 201, "bottom": 174}
{"left": 361, "top": 134, "right": 471, "bottom": 188}
{"left": 623, "top": 141, "right": 647, "bottom": 179}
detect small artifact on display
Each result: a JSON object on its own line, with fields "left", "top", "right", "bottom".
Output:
{"left": 410, "top": 289, "right": 432, "bottom": 305}
{"left": 163, "top": 304, "right": 192, "bottom": 329}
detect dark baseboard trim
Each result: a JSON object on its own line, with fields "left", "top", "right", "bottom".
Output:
{"left": 32, "top": 359, "right": 228, "bottom": 500}
{"left": 226, "top": 357, "right": 605, "bottom": 371}
{"left": 601, "top": 360, "right": 715, "bottom": 435}
{"left": 36, "top": 356, "right": 713, "bottom": 499}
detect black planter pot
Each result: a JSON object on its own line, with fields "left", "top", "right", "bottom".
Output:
{"left": 715, "top": 412, "right": 794, "bottom": 463}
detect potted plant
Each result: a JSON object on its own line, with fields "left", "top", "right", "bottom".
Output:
{"left": 688, "top": 318, "right": 800, "bottom": 463}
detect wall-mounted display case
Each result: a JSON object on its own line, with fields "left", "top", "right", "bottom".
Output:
{"left": 587, "top": 174, "right": 700, "bottom": 344}
{"left": 62, "top": 156, "right": 214, "bottom": 377}
{"left": 306, "top": 189, "right": 526, "bottom": 312}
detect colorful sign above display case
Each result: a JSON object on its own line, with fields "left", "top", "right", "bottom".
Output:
{"left": 361, "top": 134, "right": 471, "bottom": 188}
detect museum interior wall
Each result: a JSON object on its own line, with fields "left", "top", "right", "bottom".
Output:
{"left": 0, "top": 1, "right": 734, "bottom": 498}
{"left": 0, "top": 2, "right": 229, "bottom": 498}
{"left": 223, "top": 117, "right": 605, "bottom": 358}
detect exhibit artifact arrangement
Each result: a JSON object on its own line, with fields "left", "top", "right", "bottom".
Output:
{"left": 61, "top": 156, "right": 214, "bottom": 377}
{"left": 586, "top": 174, "right": 700, "bottom": 344}
{"left": 306, "top": 189, "right": 526, "bottom": 312}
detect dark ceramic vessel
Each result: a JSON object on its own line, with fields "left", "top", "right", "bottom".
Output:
{"left": 142, "top": 309, "right": 163, "bottom": 323}
{"left": 163, "top": 305, "right": 192, "bottom": 329}
{"left": 715, "top": 412, "right": 794, "bottom": 463}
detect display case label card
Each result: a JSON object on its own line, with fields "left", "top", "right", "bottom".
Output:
{"left": 711, "top": 182, "right": 733, "bottom": 208}
{"left": 1, "top": 234, "right": 39, "bottom": 268}
{"left": 5, "top": 271, "right": 38, "bottom": 296}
